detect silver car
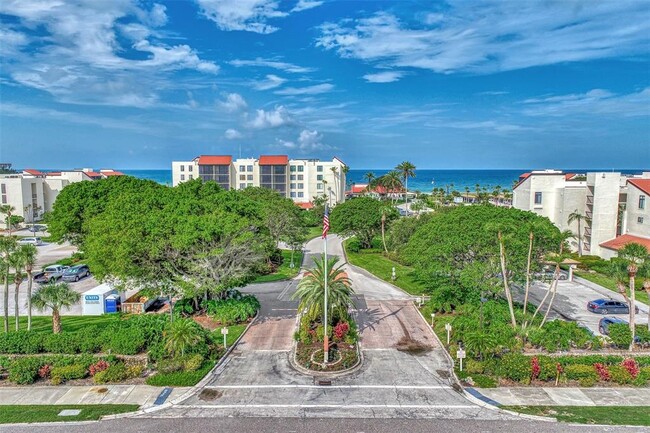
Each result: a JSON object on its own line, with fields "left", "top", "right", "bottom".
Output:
{"left": 62, "top": 264, "right": 91, "bottom": 282}
{"left": 17, "top": 237, "right": 42, "bottom": 246}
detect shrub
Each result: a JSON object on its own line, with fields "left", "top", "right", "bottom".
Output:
{"left": 0, "top": 332, "right": 44, "bottom": 354}
{"left": 636, "top": 326, "right": 650, "bottom": 345}
{"left": 469, "top": 374, "right": 497, "bottom": 388}
{"left": 609, "top": 366, "right": 634, "bottom": 385}
{"left": 93, "top": 363, "right": 128, "bottom": 384}
{"left": 608, "top": 323, "right": 632, "bottom": 348}
{"left": 593, "top": 363, "right": 610, "bottom": 381}
{"left": 146, "top": 362, "right": 213, "bottom": 387}
{"left": 346, "top": 238, "right": 361, "bottom": 253}
{"left": 621, "top": 358, "right": 639, "bottom": 379}
{"left": 102, "top": 327, "right": 146, "bottom": 355}
{"left": 183, "top": 354, "right": 204, "bottom": 372}
{"left": 528, "top": 320, "right": 598, "bottom": 351}
{"left": 157, "top": 357, "right": 184, "bottom": 374}
{"left": 89, "top": 360, "right": 109, "bottom": 376}
{"left": 495, "top": 354, "right": 530, "bottom": 382}
{"left": 204, "top": 296, "right": 260, "bottom": 325}
{"left": 126, "top": 364, "right": 144, "bottom": 379}
{"left": 530, "top": 357, "right": 540, "bottom": 380}
{"left": 50, "top": 364, "right": 87, "bottom": 384}
{"left": 564, "top": 365, "right": 599, "bottom": 383}
{"left": 8, "top": 357, "right": 43, "bottom": 384}
{"left": 465, "top": 359, "right": 485, "bottom": 375}
{"left": 43, "top": 333, "right": 81, "bottom": 354}
{"left": 333, "top": 322, "right": 349, "bottom": 341}
{"left": 38, "top": 364, "right": 52, "bottom": 379}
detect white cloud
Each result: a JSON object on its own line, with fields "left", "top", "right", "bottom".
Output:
{"left": 292, "top": 0, "right": 323, "bottom": 12}
{"left": 196, "top": 0, "right": 286, "bottom": 34}
{"left": 522, "top": 88, "right": 650, "bottom": 117}
{"left": 275, "top": 83, "right": 334, "bottom": 95}
{"left": 229, "top": 58, "right": 315, "bottom": 73}
{"left": 277, "top": 129, "right": 328, "bottom": 151}
{"left": 248, "top": 105, "right": 293, "bottom": 129}
{"left": 225, "top": 128, "right": 243, "bottom": 139}
{"left": 363, "top": 71, "right": 404, "bottom": 83}
{"left": 219, "top": 93, "right": 248, "bottom": 112}
{"left": 317, "top": 2, "right": 650, "bottom": 74}
{"left": 253, "top": 74, "right": 287, "bottom": 90}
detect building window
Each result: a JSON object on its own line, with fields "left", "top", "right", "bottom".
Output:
{"left": 534, "top": 192, "right": 542, "bottom": 205}
{"left": 297, "top": 166, "right": 304, "bottom": 172}
{"left": 290, "top": 192, "right": 296, "bottom": 198}
{"left": 189, "top": 174, "right": 193, "bottom": 180}
{"left": 640, "top": 195, "right": 646, "bottom": 210}
{"left": 317, "top": 183, "right": 323, "bottom": 190}
{"left": 239, "top": 165, "right": 245, "bottom": 171}
{"left": 247, "top": 165, "right": 253, "bottom": 172}
{"left": 240, "top": 183, "right": 246, "bottom": 189}
{"left": 290, "top": 166, "right": 297, "bottom": 172}
{"left": 298, "top": 192, "right": 304, "bottom": 198}
{"left": 180, "top": 174, "right": 185, "bottom": 181}
{"left": 298, "top": 183, "right": 304, "bottom": 189}
{"left": 290, "top": 183, "right": 296, "bottom": 189}
{"left": 317, "top": 174, "right": 323, "bottom": 181}
{"left": 0, "top": 183, "right": 6, "bottom": 204}
{"left": 297, "top": 174, "right": 303, "bottom": 181}
{"left": 290, "top": 175, "right": 296, "bottom": 181}
{"left": 247, "top": 182, "right": 253, "bottom": 187}
{"left": 180, "top": 165, "right": 184, "bottom": 172}
{"left": 247, "top": 175, "right": 253, "bottom": 181}
{"left": 188, "top": 165, "right": 193, "bottom": 172}
{"left": 317, "top": 165, "right": 323, "bottom": 172}
{"left": 240, "top": 175, "right": 246, "bottom": 181}
{"left": 639, "top": 217, "right": 644, "bottom": 224}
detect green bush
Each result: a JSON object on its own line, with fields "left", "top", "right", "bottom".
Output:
{"left": 465, "top": 359, "right": 485, "bottom": 375}
{"left": 346, "top": 238, "right": 361, "bottom": 253}
{"left": 50, "top": 364, "right": 87, "bottom": 384}
{"left": 157, "top": 357, "right": 184, "bottom": 374}
{"left": 183, "top": 354, "right": 204, "bottom": 372}
{"left": 469, "top": 374, "right": 497, "bottom": 388}
{"left": 528, "top": 320, "right": 599, "bottom": 352}
{"left": 554, "top": 355, "right": 624, "bottom": 366}
{"left": 204, "top": 296, "right": 260, "bottom": 325}
{"left": 495, "top": 354, "right": 530, "bottom": 382}
{"left": 43, "top": 333, "right": 81, "bottom": 354}
{"left": 8, "top": 357, "right": 42, "bottom": 384}
{"left": 0, "top": 332, "right": 44, "bottom": 354}
{"left": 126, "top": 364, "right": 144, "bottom": 379}
{"left": 609, "top": 366, "right": 634, "bottom": 385}
{"left": 146, "top": 362, "right": 213, "bottom": 387}
{"left": 608, "top": 323, "right": 632, "bottom": 348}
{"left": 636, "top": 326, "right": 650, "bottom": 344}
{"left": 564, "top": 364, "right": 599, "bottom": 382}
{"left": 93, "top": 364, "right": 128, "bottom": 384}
{"left": 102, "top": 327, "right": 146, "bottom": 355}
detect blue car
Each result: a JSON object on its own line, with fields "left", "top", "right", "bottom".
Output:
{"left": 587, "top": 299, "right": 639, "bottom": 315}
{"left": 598, "top": 317, "right": 627, "bottom": 335}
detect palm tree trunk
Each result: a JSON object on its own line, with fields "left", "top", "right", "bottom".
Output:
{"left": 522, "top": 232, "right": 533, "bottom": 319}
{"left": 381, "top": 212, "right": 388, "bottom": 254}
{"left": 577, "top": 219, "right": 582, "bottom": 257}
{"left": 498, "top": 232, "right": 517, "bottom": 328}
{"left": 540, "top": 266, "right": 560, "bottom": 327}
{"left": 14, "top": 281, "right": 20, "bottom": 331}
{"left": 3, "top": 275, "right": 8, "bottom": 333}
{"left": 52, "top": 308, "right": 61, "bottom": 334}
{"left": 27, "top": 273, "right": 32, "bottom": 331}
{"left": 629, "top": 275, "right": 636, "bottom": 351}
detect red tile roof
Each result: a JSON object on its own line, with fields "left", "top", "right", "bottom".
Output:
{"left": 101, "top": 170, "right": 124, "bottom": 176}
{"left": 296, "top": 202, "right": 314, "bottom": 210}
{"left": 23, "top": 169, "right": 45, "bottom": 176}
{"left": 565, "top": 173, "right": 575, "bottom": 180}
{"left": 197, "top": 155, "right": 232, "bottom": 165}
{"left": 628, "top": 179, "right": 650, "bottom": 195}
{"left": 46, "top": 172, "right": 61, "bottom": 176}
{"left": 259, "top": 155, "right": 289, "bottom": 165}
{"left": 600, "top": 234, "right": 650, "bottom": 253}
{"left": 349, "top": 184, "right": 367, "bottom": 194}
{"left": 85, "top": 172, "right": 102, "bottom": 178}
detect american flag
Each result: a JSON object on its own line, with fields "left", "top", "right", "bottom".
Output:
{"left": 322, "top": 205, "right": 330, "bottom": 239}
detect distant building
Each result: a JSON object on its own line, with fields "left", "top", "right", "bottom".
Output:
{"left": 513, "top": 169, "right": 650, "bottom": 258}
{"left": 171, "top": 155, "right": 347, "bottom": 206}
{"left": 0, "top": 168, "right": 124, "bottom": 222}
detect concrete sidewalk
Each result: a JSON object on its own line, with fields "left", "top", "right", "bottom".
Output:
{"left": 471, "top": 386, "right": 650, "bottom": 406}
{"left": 0, "top": 385, "right": 190, "bottom": 408}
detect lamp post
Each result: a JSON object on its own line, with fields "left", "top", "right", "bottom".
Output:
{"left": 430, "top": 313, "right": 435, "bottom": 327}
{"left": 221, "top": 327, "right": 229, "bottom": 350}
{"left": 445, "top": 323, "right": 452, "bottom": 345}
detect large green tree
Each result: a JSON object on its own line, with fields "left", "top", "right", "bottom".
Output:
{"left": 330, "top": 197, "right": 398, "bottom": 249}
{"left": 618, "top": 242, "right": 649, "bottom": 348}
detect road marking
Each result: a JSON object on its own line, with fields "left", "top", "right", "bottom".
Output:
{"left": 182, "top": 404, "right": 476, "bottom": 409}
{"left": 203, "top": 385, "right": 451, "bottom": 389}
{"left": 277, "top": 280, "right": 295, "bottom": 300}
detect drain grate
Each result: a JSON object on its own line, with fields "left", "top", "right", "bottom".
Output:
{"left": 316, "top": 379, "right": 332, "bottom": 386}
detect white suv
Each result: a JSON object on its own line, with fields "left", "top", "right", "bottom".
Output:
{"left": 17, "top": 237, "right": 43, "bottom": 246}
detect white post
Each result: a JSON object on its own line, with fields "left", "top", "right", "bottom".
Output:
{"left": 323, "top": 235, "right": 329, "bottom": 364}
{"left": 445, "top": 323, "right": 452, "bottom": 345}
{"left": 430, "top": 313, "right": 435, "bottom": 327}
{"left": 221, "top": 327, "right": 229, "bottom": 350}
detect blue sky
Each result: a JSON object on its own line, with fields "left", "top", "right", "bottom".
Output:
{"left": 1, "top": 0, "right": 649, "bottom": 170}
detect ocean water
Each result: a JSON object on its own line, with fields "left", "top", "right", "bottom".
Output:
{"left": 121, "top": 169, "right": 647, "bottom": 193}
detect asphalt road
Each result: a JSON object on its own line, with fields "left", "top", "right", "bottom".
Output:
{"left": 1, "top": 417, "right": 647, "bottom": 433}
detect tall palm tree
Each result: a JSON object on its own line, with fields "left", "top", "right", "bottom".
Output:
{"left": 0, "top": 236, "right": 16, "bottom": 332}
{"left": 619, "top": 243, "right": 649, "bottom": 349}
{"left": 464, "top": 186, "right": 470, "bottom": 203}
{"left": 0, "top": 205, "right": 16, "bottom": 235}
{"left": 330, "top": 167, "right": 339, "bottom": 201}
{"left": 18, "top": 244, "right": 37, "bottom": 331}
{"left": 292, "top": 255, "right": 354, "bottom": 323}
{"left": 395, "top": 161, "right": 416, "bottom": 213}
{"left": 567, "top": 210, "right": 588, "bottom": 257}
{"left": 380, "top": 171, "right": 404, "bottom": 204}
{"left": 164, "top": 319, "right": 202, "bottom": 357}
{"left": 30, "top": 282, "right": 81, "bottom": 334}
{"left": 9, "top": 249, "right": 26, "bottom": 330}
{"left": 363, "top": 172, "right": 375, "bottom": 195}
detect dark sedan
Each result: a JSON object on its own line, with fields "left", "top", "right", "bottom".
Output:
{"left": 587, "top": 298, "right": 639, "bottom": 315}
{"left": 62, "top": 264, "right": 91, "bottom": 282}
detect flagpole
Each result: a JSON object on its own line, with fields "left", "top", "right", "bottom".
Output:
{"left": 323, "top": 216, "right": 329, "bottom": 364}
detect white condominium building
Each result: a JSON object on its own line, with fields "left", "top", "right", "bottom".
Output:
{"left": 513, "top": 170, "right": 650, "bottom": 258}
{"left": 172, "top": 155, "right": 347, "bottom": 206}
{"left": 0, "top": 168, "right": 123, "bottom": 222}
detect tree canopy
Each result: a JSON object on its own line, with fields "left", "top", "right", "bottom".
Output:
{"left": 330, "top": 197, "right": 398, "bottom": 248}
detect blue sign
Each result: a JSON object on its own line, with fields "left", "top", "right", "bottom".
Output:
{"left": 85, "top": 295, "right": 100, "bottom": 301}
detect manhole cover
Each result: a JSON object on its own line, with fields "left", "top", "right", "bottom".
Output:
{"left": 199, "top": 389, "right": 223, "bottom": 401}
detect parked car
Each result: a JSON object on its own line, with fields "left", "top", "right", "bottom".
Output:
{"left": 34, "top": 265, "right": 70, "bottom": 284}
{"left": 62, "top": 264, "right": 91, "bottom": 282}
{"left": 598, "top": 317, "right": 628, "bottom": 335}
{"left": 587, "top": 298, "right": 639, "bottom": 315}
{"left": 534, "top": 270, "right": 567, "bottom": 281}
{"left": 17, "top": 237, "right": 42, "bottom": 246}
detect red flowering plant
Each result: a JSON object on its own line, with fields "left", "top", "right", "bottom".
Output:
{"left": 530, "top": 357, "right": 540, "bottom": 381}
{"left": 89, "top": 360, "right": 110, "bottom": 376}
{"left": 621, "top": 358, "right": 639, "bottom": 378}
{"left": 333, "top": 322, "right": 350, "bottom": 341}
{"left": 593, "top": 363, "right": 611, "bottom": 381}
{"left": 38, "top": 364, "right": 52, "bottom": 379}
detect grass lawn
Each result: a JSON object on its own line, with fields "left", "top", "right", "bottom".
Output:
{"left": 145, "top": 322, "right": 248, "bottom": 387}
{"left": 503, "top": 405, "right": 650, "bottom": 426}
{"left": 10, "top": 314, "right": 121, "bottom": 333}
{"left": 343, "top": 240, "right": 426, "bottom": 296}
{"left": 0, "top": 404, "right": 139, "bottom": 424}
{"left": 575, "top": 270, "right": 649, "bottom": 305}
{"left": 254, "top": 250, "right": 303, "bottom": 283}
{"left": 306, "top": 226, "right": 324, "bottom": 240}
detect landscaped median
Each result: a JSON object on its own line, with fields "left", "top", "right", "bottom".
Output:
{"left": 0, "top": 404, "right": 140, "bottom": 424}
{"left": 503, "top": 406, "right": 650, "bottom": 427}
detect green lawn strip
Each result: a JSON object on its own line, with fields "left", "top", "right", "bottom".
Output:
{"left": 145, "top": 323, "right": 248, "bottom": 387}
{"left": 254, "top": 250, "right": 303, "bottom": 283}
{"left": 0, "top": 404, "right": 139, "bottom": 424}
{"left": 502, "top": 405, "right": 650, "bottom": 426}
{"left": 306, "top": 226, "right": 324, "bottom": 240}
{"left": 343, "top": 241, "right": 426, "bottom": 296}
{"left": 9, "top": 315, "right": 121, "bottom": 333}
{"left": 575, "top": 270, "right": 649, "bottom": 305}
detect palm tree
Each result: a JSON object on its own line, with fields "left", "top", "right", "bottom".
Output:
{"left": 330, "top": 167, "right": 339, "bottom": 201}
{"left": 363, "top": 172, "right": 375, "bottom": 194}
{"left": 292, "top": 255, "right": 354, "bottom": 323}
{"left": 0, "top": 205, "right": 16, "bottom": 235}
{"left": 9, "top": 249, "right": 26, "bottom": 331}
{"left": 164, "top": 319, "right": 202, "bottom": 357}
{"left": 379, "top": 171, "right": 404, "bottom": 203}
{"left": 464, "top": 186, "right": 470, "bottom": 203}
{"left": 18, "top": 244, "right": 37, "bottom": 331}
{"left": 567, "top": 210, "right": 588, "bottom": 257}
{"left": 30, "top": 282, "right": 81, "bottom": 334}
{"left": 619, "top": 243, "right": 649, "bottom": 349}
{"left": 395, "top": 161, "right": 416, "bottom": 213}
{"left": 0, "top": 236, "right": 16, "bottom": 332}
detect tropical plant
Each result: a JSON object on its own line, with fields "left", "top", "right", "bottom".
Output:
{"left": 164, "top": 319, "right": 202, "bottom": 357}
{"left": 0, "top": 205, "right": 16, "bottom": 234}
{"left": 9, "top": 248, "right": 27, "bottom": 330}
{"left": 0, "top": 236, "right": 17, "bottom": 332}
{"left": 291, "top": 255, "right": 354, "bottom": 323}
{"left": 567, "top": 210, "right": 589, "bottom": 257}
{"left": 18, "top": 244, "right": 37, "bottom": 331}
{"left": 363, "top": 172, "right": 375, "bottom": 189}
{"left": 377, "top": 171, "right": 403, "bottom": 203}
{"left": 618, "top": 242, "right": 649, "bottom": 348}
{"left": 395, "top": 161, "right": 416, "bottom": 212}
{"left": 30, "top": 282, "right": 81, "bottom": 334}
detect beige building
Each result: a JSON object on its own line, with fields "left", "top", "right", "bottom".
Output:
{"left": 513, "top": 170, "right": 650, "bottom": 258}
{"left": 0, "top": 168, "right": 123, "bottom": 222}
{"left": 172, "top": 155, "right": 347, "bottom": 206}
